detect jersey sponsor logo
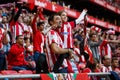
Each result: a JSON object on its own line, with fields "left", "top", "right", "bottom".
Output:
{"left": 61, "top": 32, "right": 69, "bottom": 35}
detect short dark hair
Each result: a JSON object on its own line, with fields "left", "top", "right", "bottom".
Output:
{"left": 112, "top": 57, "right": 118, "bottom": 63}
{"left": 89, "top": 33, "right": 96, "bottom": 38}
{"left": 37, "top": 21, "right": 44, "bottom": 27}
{"left": 102, "top": 56, "right": 106, "bottom": 61}
{"left": 16, "top": 35, "right": 23, "bottom": 40}
{"left": 101, "top": 55, "right": 110, "bottom": 64}
{"left": 101, "top": 56, "right": 105, "bottom": 64}
{"left": 24, "top": 37, "right": 29, "bottom": 41}
{"left": 48, "top": 13, "right": 59, "bottom": 25}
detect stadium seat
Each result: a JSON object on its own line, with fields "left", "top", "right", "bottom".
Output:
{"left": 18, "top": 70, "right": 33, "bottom": 80}
{"left": 18, "top": 70, "right": 33, "bottom": 74}
{"left": 0, "top": 70, "right": 18, "bottom": 80}
{"left": 7, "top": 65, "right": 13, "bottom": 70}
{"left": 1, "top": 70, "right": 18, "bottom": 75}
{"left": 32, "top": 70, "right": 36, "bottom": 74}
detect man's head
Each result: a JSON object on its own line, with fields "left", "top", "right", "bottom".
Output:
{"left": 37, "top": 21, "right": 45, "bottom": 31}
{"left": 23, "top": 16, "right": 30, "bottom": 24}
{"left": 116, "top": 45, "right": 120, "bottom": 54}
{"left": 18, "top": 16, "right": 23, "bottom": 23}
{"left": 102, "top": 55, "right": 111, "bottom": 67}
{"left": 16, "top": 35, "right": 24, "bottom": 46}
{"left": 89, "top": 33, "right": 98, "bottom": 42}
{"left": 2, "top": 15, "right": 8, "bottom": 23}
{"left": 58, "top": 10, "right": 68, "bottom": 22}
{"left": 111, "top": 57, "right": 119, "bottom": 68}
{"left": 48, "top": 13, "right": 62, "bottom": 29}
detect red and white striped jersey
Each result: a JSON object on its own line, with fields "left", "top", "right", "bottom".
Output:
{"left": 10, "top": 22, "right": 24, "bottom": 43}
{"left": 0, "top": 28, "right": 5, "bottom": 49}
{"left": 100, "top": 40, "right": 112, "bottom": 59}
{"left": 1, "top": 23, "right": 11, "bottom": 42}
{"left": 21, "top": 23, "right": 32, "bottom": 38}
{"left": 66, "top": 48, "right": 86, "bottom": 73}
{"left": 101, "top": 66, "right": 112, "bottom": 72}
{"left": 45, "top": 29, "right": 67, "bottom": 71}
{"left": 74, "top": 47, "right": 86, "bottom": 63}
{"left": 66, "top": 73, "right": 74, "bottom": 80}
{"left": 58, "top": 21, "right": 75, "bottom": 48}
{"left": 67, "top": 59, "right": 80, "bottom": 73}
{"left": 84, "top": 38, "right": 93, "bottom": 63}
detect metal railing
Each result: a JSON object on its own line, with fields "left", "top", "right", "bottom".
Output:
{"left": 0, "top": 72, "right": 111, "bottom": 79}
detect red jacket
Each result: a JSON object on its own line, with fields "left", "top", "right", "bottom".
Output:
{"left": 7, "top": 44, "right": 28, "bottom": 66}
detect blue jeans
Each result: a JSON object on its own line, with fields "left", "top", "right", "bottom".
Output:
{"left": 58, "top": 67, "right": 68, "bottom": 73}
{"left": 3, "top": 43, "right": 10, "bottom": 55}
{"left": 34, "top": 52, "right": 49, "bottom": 73}
{"left": 12, "top": 66, "right": 28, "bottom": 71}
{"left": 25, "top": 55, "right": 34, "bottom": 61}
{"left": 12, "top": 65, "right": 35, "bottom": 71}
{"left": 33, "top": 51, "right": 41, "bottom": 63}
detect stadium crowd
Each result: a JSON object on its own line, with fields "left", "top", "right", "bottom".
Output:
{"left": 105, "top": 0, "right": 120, "bottom": 8}
{"left": 0, "top": 2, "right": 120, "bottom": 80}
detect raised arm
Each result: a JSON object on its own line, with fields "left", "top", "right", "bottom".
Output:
{"left": 75, "top": 9, "right": 87, "bottom": 24}
{"left": 88, "top": 39, "right": 102, "bottom": 47}
{"left": 31, "top": 14, "right": 38, "bottom": 34}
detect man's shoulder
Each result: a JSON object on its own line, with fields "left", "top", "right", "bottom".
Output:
{"left": 48, "top": 30, "right": 57, "bottom": 34}
{"left": 10, "top": 43, "right": 17, "bottom": 47}
{"left": 11, "top": 43, "right": 21, "bottom": 48}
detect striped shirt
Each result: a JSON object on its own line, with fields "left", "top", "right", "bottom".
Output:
{"left": 45, "top": 29, "right": 67, "bottom": 71}
{"left": 58, "top": 21, "right": 75, "bottom": 48}
{"left": 10, "top": 22, "right": 24, "bottom": 43}
{"left": 101, "top": 66, "right": 112, "bottom": 72}
{"left": 0, "top": 28, "right": 5, "bottom": 49}
{"left": 100, "top": 40, "right": 112, "bottom": 59}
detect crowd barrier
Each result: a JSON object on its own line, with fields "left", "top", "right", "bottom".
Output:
{"left": 0, "top": 72, "right": 111, "bottom": 79}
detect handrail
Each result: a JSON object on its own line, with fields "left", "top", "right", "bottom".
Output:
{"left": 0, "top": 72, "right": 111, "bottom": 79}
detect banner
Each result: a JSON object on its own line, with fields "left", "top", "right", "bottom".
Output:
{"left": 20, "top": 0, "right": 120, "bottom": 32}
{"left": 40, "top": 73, "right": 90, "bottom": 80}
{"left": 90, "top": 0, "right": 120, "bottom": 14}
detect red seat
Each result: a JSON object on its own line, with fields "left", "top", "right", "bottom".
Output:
{"left": 18, "top": 70, "right": 33, "bottom": 80}
{"left": 1, "top": 70, "right": 18, "bottom": 80}
{"left": 1, "top": 70, "right": 18, "bottom": 75}
{"left": 18, "top": 70, "right": 33, "bottom": 74}
{"left": 7, "top": 65, "right": 13, "bottom": 70}
{"left": 32, "top": 70, "right": 36, "bottom": 74}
